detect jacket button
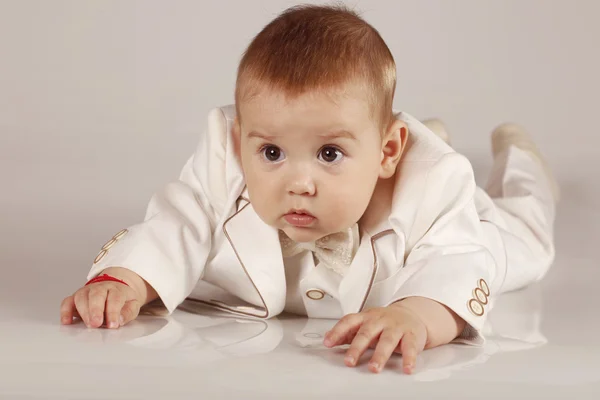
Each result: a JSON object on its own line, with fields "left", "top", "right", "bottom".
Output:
{"left": 468, "top": 298, "right": 484, "bottom": 316}
{"left": 102, "top": 238, "right": 117, "bottom": 251}
{"left": 113, "top": 229, "right": 128, "bottom": 240}
{"left": 478, "top": 279, "right": 490, "bottom": 296}
{"left": 474, "top": 288, "right": 488, "bottom": 305}
{"left": 306, "top": 289, "right": 325, "bottom": 300}
{"left": 94, "top": 249, "right": 107, "bottom": 264}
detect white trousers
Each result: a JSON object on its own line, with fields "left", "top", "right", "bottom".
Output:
{"left": 475, "top": 146, "right": 557, "bottom": 294}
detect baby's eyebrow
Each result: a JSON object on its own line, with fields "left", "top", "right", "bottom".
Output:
{"left": 246, "top": 129, "right": 357, "bottom": 141}
{"left": 319, "top": 130, "right": 357, "bottom": 140}
{"left": 247, "top": 131, "right": 277, "bottom": 141}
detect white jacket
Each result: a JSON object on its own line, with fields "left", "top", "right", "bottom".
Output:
{"left": 88, "top": 105, "right": 508, "bottom": 345}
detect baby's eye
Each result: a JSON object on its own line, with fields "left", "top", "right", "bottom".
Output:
{"left": 261, "top": 145, "right": 285, "bottom": 162}
{"left": 318, "top": 146, "right": 344, "bottom": 163}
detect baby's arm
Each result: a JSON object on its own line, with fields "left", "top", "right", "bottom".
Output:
{"left": 99, "top": 266, "right": 159, "bottom": 306}
{"left": 326, "top": 152, "right": 494, "bottom": 373}
{"left": 395, "top": 296, "right": 466, "bottom": 348}
{"left": 60, "top": 108, "right": 230, "bottom": 328}
{"left": 60, "top": 267, "right": 158, "bottom": 328}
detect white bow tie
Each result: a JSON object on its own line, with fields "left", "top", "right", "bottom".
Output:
{"left": 278, "top": 224, "right": 360, "bottom": 276}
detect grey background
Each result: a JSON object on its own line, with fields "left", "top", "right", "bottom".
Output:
{"left": 1, "top": 0, "right": 598, "bottom": 328}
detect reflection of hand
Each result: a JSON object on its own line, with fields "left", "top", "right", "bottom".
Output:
{"left": 58, "top": 315, "right": 169, "bottom": 345}
{"left": 323, "top": 303, "right": 428, "bottom": 374}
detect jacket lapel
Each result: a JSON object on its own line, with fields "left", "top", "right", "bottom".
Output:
{"left": 222, "top": 195, "right": 287, "bottom": 318}
{"left": 337, "top": 222, "right": 395, "bottom": 315}
{"left": 338, "top": 174, "right": 398, "bottom": 314}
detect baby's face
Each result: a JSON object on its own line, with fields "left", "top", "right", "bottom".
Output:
{"left": 236, "top": 85, "right": 387, "bottom": 243}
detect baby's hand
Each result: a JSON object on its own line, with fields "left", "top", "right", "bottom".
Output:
{"left": 323, "top": 302, "right": 428, "bottom": 374}
{"left": 60, "top": 279, "right": 142, "bottom": 329}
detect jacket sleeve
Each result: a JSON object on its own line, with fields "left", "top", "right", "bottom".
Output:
{"left": 86, "top": 108, "right": 231, "bottom": 314}
{"left": 387, "top": 152, "right": 497, "bottom": 345}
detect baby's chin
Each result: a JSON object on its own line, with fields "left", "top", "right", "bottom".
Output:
{"left": 280, "top": 224, "right": 346, "bottom": 243}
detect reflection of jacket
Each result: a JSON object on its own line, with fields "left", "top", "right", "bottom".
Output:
{"left": 115, "top": 286, "right": 547, "bottom": 381}
{"left": 131, "top": 308, "right": 284, "bottom": 358}
{"left": 87, "top": 104, "right": 508, "bottom": 344}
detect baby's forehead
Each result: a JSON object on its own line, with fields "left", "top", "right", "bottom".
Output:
{"left": 239, "top": 86, "right": 374, "bottom": 125}
{"left": 240, "top": 80, "right": 371, "bottom": 105}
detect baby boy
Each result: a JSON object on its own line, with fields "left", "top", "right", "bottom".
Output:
{"left": 60, "top": 4, "right": 558, "bottom": 374}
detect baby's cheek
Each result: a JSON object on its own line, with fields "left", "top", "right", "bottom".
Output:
{"left": 251, "top": 200, "right": 280, "bottom": 229}
{"left": 327, "top": 191, "right": 368, "bottom": 228}
{"left": 246, "top": 183, "right": 278, "bottom": 222}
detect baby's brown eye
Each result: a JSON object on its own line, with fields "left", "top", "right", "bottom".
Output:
{"left": 263, "top": 145, "right": 284, "bottom": 162}
{"left": 319, "top": 146, "right": 343, "bottom": 163}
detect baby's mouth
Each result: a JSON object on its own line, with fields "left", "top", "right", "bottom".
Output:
{"left": 283, "top": 209, "right": 316, "bottom": 227}
{"left": 287, "top": 208, "right": 314, "bottom": 217}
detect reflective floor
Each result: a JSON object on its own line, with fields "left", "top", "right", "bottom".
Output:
{"left": 1, "top": 175, "right": 600, "bottom": 399}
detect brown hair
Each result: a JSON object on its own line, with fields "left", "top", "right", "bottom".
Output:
{"left": 235, "top": 3, "right": 396, "bottom": 130}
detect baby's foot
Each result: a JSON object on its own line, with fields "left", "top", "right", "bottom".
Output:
{"left": 491, "top": 123, "right": 560, "bottom": 202}
{"left": 422, "top": 118, "right": 450, "bottom": 145}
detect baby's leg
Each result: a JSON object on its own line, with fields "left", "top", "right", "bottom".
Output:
{"left": 483, "top": 124, "right": 558, "bottom": 293}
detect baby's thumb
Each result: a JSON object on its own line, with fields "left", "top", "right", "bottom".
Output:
{"left": 120, "top": 299, "right": 141, "bottom": 327}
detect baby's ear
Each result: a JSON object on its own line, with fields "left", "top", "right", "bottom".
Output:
{"left": 379, "top": 119, "right": 408, "bottom": 179}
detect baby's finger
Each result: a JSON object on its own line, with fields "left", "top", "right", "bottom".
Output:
{"left": 87, "top": 285, "right": 108, "bottom": 328}
{"left": 331, "top": 324, "right": 362, "bottom": 346}
{"left": 345, "top": 321, "right": 384, "bottom": 367}
{"left": 368, "top": 328, "right": 402, "bottom": 373}
{"left": 400, "top": 331, "right": 424, "bottom": 374}
{"left": 119, "top": 299, "right": 141, "bottom": 327}
{"left": 105, "top": 288, "right": 126, "bottom": 329}
{"left": 324, "top": 313, "right": 363, "bottom": 347}
{"left": 73, "top": 290, "right": 91, "bottom": 327}
{"left": 60, "top": 296, "right": 75, "bottom": 325}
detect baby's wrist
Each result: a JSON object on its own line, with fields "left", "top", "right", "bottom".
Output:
{"left": 391, "top": 297, "right": 466, "bottom": 346}
{"left": 97, "top": 267, "right": 157, "bottom": 305}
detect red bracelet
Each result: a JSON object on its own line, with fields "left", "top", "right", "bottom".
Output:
{"left": 85, "top": 274, "right": 130, "bottom": 287}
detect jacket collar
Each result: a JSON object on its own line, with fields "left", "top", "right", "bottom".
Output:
{"left": 221, "top": 184, "right": 395, "bottom": 319}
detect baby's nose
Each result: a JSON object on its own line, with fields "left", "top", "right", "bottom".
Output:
{"left": 287, "top": 174, "right": 316, "bottom": 196}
